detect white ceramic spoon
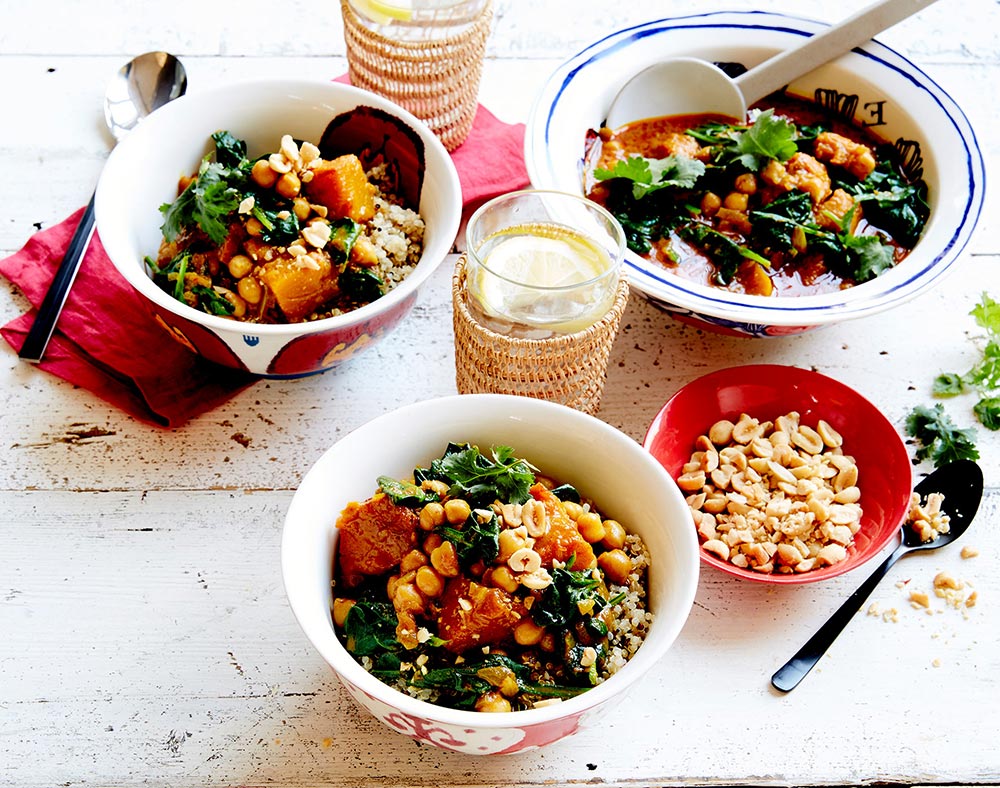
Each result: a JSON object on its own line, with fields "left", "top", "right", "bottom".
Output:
{"left": 605, "top": 0, "right": 939, "bottom": 129}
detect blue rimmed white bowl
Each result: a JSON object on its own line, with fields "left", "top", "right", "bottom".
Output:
{"left": 525, "top": 11, "right": 985, "bottom": 337}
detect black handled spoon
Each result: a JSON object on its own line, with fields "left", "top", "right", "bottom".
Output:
{"left": 771, "top": 459, "right": 984, "bottom": 692}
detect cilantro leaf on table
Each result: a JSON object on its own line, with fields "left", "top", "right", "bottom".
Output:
{"left": 934, "top": 293, "right": 1000, "bottom": 430}
{"left": 905, "top": 404, "right": 979, "bottom": 467}
{"left": 594, "top": 154, "right": 705, "bottom": 199}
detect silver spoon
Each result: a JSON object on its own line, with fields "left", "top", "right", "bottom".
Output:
{"left": 771, "top": 459, "right": 984, "bottom": 693}
{"left": 19, "top": 51, "right": 187, "bottom": 363}
{"left": 605, "top": 0, "right": 939, "bottom": 129}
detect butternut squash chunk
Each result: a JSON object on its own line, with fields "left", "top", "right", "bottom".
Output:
{"left": 305, "top": 154, "right": 376, "bottom": 222}
{"left": 530, "top": 484, "right": 597, "bottom": 570}
{"left": 336, "top": 493, "right": 420, "bottom": 587}
{"left": 258, "top": 253, "right": 339, "bottom": 322}
{"left": 437, "top": 576, "right": 526, "bottom": 654}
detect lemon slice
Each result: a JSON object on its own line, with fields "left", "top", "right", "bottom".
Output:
{"left": 350, "top": 0, "right": 413, "bottom": 24}
{"left": 469, "top": 229, "right": 616, "bottom": 334}
{"left": 481, "top": 234, "right": 607, "bottom": 289}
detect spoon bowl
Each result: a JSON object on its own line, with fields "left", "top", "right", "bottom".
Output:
{"left": 771, "top": 459, "right": 984, "bottom": 692}
{"left": 104, "top": 52, "right": 187, "bottom": 141}
{"left": 18, "top": 51, "right": 187, "bottom": 363}
{"left": 606, "top": 0, "right": 939, "bottom": 128}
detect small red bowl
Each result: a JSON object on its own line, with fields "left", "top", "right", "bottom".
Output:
{"left": 643, "top": 364, "right": 912, "bottom": 584}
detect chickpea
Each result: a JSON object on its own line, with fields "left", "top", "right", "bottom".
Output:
{"left": 332, "top": 597, "right": 355, "bottom": 627}
{"left": 251, "top": 159, "right": 278, "bottom": 188}
{"left": 422, "top": 533, "right": 443, "bottom": 554}
{"left": 598, "top": 549, "right": 633, "bottom": 585}
{"left": 443, "top": 498, "right": 471, "bottom": 525}
{"left": 227, "top": 254, "right": 253, "bottom": 280}
{"left": 392, "top": 582, "right": 425, "bottom": 614}
{"left": 276, "top": 171, "right": 301, "bottom": 199}
{"left": 420, "top": 501, "right": 446, "bottom": 531}
{"left": 700, "top": 191, "right": 722, "bottom": 217}
{"left": 488, "top": 565, "right": 520, "bottom": 594}
{"left": 400, "top": 549, "right": 428, "bottom": 574}
{"left": 220, "top": 289, "right": 246, "bottom": 318}
{"left": 430, "top": 541, "right": 459, "bottom": 577}
{"left": 563, "top": 500, "right": 584, "bottom": 521}
{"left": 577, "top": 511, "right": 605, "bottom": 543}
{"left": 421, "top": 479, "right": 449, "bottom": 499}
{"left": 237, "top": 276, "right": 262, "bottom": 305}
{"left": 723, "top": 192, "right": 749, "bottom": 211}
{"left": 474, "top": 691, "right": 512, "bottom": 713}
{"left": 539, "top": 632, "right": 557, "bottom": 653}
{"left": 734, "top": 172, "right": 758, "bottom": 195}
{"left": 601, "top": 519, "right": 626, "bottom": 550}
{"left": 245, "top": 217, "right": 264, "bottom": 237}
{"left": 497, "top": 528, "right": 527, "bottom": 562}
{"left": 415, "top": 565, "right": 444, "bottom": 598}
{"left": 292, "top": 196, "right": 312, "bottom": 221}
{"left": 514, "top": 618, "right": 546, "bottom": 646}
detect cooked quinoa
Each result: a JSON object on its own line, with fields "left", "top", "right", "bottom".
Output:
{"left": 331, "top": 443, "right": 654, "bottom": 713}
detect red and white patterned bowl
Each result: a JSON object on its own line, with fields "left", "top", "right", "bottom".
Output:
{"left": 281, "top": 394, "right": 700, "bottom": 754}
{"left": 95, "top": 79, "right": 461, "bottom": 377}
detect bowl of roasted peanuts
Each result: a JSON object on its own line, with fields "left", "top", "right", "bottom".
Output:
{"left": 643, "top": 364, "right": 912, "bottom": 583}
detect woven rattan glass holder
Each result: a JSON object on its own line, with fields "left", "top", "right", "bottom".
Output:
{"left": 342, "top": 0, "right": 492, "bottom": 151}
{"left": 452, "top": 254, "right": 630, "bottom": 416}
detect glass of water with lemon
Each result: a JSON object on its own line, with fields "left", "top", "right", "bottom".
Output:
{"left": 464, "top": 190, "right": 626, "bottom": 339}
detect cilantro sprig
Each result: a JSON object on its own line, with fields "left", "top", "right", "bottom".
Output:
{"left": 688, "top": 108, "right": 798, "bottom": 171}
{"left": 931, "top": 292, "right": 1000, "bottom": 431}
{"left": 415, "top": 443, "right": 537, "bottom": 508}
{"left": 594, "top": 155, "right": 705, "bottom": 199}
{"left": 905, "top": 404, "right": 979, "bottom": 467}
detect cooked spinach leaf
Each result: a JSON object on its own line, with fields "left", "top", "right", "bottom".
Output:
{"left": 341, "top": 267, "right": 385, "bottom": 302}
{"left": 531, "top": 566, "right": 608, "bottom": 629}
{"left": 437, "top": 510, "right": 500, "bottom": 565}
{"left": 377, "top": 475, "right": 439, "bottom": 507}
{"left": 190, "top": 284, "right": 235, "bottom": 316}
{"left": 342, "top": 599, "right": 401, "bottom": 656}
{"left": 677, "top": 224, "right": 769, "bottom": 285}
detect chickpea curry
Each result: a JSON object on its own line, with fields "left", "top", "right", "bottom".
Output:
{"left": 585, "top": 96, "right": 930, "bottom": 296}
{"left": 150, "top": 128, "right": 424, "bottom": 323}
{"left": 332, "top": 443, "right": 653, "bottom": 713}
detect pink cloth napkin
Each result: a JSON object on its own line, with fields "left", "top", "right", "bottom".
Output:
{"left": 0, "top": 105, "right": 529, "bottom": 427}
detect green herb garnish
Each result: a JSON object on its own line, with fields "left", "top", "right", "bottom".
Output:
{"left": 594, "top": 154, "right": 706, "bottom": 199}
{"left": 905, "top": 404, "right": 979, "bottom": 467}
{"left": 932, "top": 292, "right": 1000, "bottom": 431}
{"left": 416, "top": 443, "right": 537, "bottom": 508}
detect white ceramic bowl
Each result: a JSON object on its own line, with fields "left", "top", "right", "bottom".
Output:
{"left": 95, "top": 79, "right": 461, "bottom": 376}
{"left": 281, "top": 394, "right": 699, "bottom": 754}
{"left": 526, "top": 11, "right": 985, "bottom": 336}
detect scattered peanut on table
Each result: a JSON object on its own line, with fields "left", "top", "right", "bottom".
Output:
{"left": 680, "top": 411, "right": 862, "bottom": 574}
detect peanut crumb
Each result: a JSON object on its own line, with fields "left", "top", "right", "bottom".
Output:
{"left": 931, "top": 658, "right": 942, "bottom": 668}
{"left": 961, "top": 545, "right": 980, "bottom": 559}
{"left": 909, "top": 590, "right": 931, "bottom": 608}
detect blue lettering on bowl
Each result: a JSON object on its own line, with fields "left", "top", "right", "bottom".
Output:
{"left": 243, "top": 335, "right": 260, "bottom": 347}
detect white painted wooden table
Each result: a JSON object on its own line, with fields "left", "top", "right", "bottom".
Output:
{"left": 2, "top": 1, "right": 998, "bottom": 785}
